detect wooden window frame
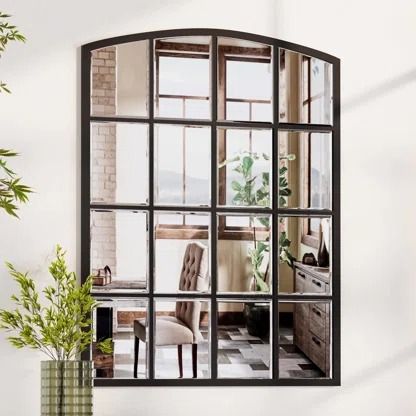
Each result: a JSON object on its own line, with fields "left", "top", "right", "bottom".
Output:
{"left": 156, "top": 41, "right": 272, "bottom": 241}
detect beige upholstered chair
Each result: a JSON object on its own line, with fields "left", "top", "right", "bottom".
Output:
{"left": 133, "top": 242, "right": 209, "bottom": 378}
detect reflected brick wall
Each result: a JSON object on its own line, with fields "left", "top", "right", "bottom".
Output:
{"left": 90, "top": 47, "right": 117, "bottom": 276}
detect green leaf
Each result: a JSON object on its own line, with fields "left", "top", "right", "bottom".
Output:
{"left": 242, "top": 156, "right": 253, "bottom": 176}
{"left": 231, "top": 181, "right": 242, "bottom": 191}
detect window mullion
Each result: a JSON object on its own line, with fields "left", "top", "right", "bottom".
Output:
{"left": 210, "top": 35, "right": 218, "bottom": 380}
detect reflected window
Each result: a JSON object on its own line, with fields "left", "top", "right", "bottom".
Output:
{"left": 219, "top": 38, "right": 272, "bottom": 122}
{"left": 280, "top": 49, "right": 332, "bottom": 124}
{"left": 155, "top": 124, "right": 211, "bottom": 206}
{"left": 155, "top": 37, "right": 211, "bottom": 119}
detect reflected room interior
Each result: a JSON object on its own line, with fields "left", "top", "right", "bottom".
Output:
{"left": 89, "top": 35, "right": 334, "bottom": 381}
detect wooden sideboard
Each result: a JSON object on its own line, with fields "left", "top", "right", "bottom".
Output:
{"left": 293, "top": 262, "right": 330, "bottom": 377}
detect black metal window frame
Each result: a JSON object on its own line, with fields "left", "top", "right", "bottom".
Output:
{"left": 81, "top": 28, "right": 340, "bottom": 387}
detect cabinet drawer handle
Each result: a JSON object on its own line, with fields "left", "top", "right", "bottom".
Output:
{"left": 298, "top": 272, "right": 306, "bottom": 279}
{"left": 312, "top": 279, "right": 322, "bottom": 287}
{"left": 312, "top": 336, "right": 321, "bottom": 347}
{"left": 312, "top": 307, "right": 322, "bottom": 318}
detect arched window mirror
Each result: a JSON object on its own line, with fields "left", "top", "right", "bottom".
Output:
{"left": 81, "top": 29, "right": 340, "bottom": 386}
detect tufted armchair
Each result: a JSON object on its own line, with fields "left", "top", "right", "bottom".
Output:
{"left": 133, "top": 242, "right": 209, "bottom": 378}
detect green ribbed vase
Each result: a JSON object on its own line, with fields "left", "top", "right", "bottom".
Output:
{"left": 41, "top": 361, "right": 93, "bottom": 416}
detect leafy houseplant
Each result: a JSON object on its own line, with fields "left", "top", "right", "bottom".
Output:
{"left": 221, "top": 151, "right": 296, "bottom": 337}
{"left": 0, "top": 12, "right": 32, "bottom": 218}
{"left": 0, "top": 246, "right": 111, "bottom": 415}
{"left": 221, "top": 151, "right": 296, "bottom": 292}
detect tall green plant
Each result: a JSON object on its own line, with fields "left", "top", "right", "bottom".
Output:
{"left": 0, "top": 245, "right": 111, "bottom": 360}
{"left": 0, "top": 12, "right": 31, "bottom": 217}
{"left": 220, "top": 151, "right": 296, "bottom": 291}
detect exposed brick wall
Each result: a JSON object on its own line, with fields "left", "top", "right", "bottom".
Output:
{"left": 91, "top": 47, "right": 116, "bottom": 115}
{"left": 91, "top": 46, "right": 117, "bottom": 277}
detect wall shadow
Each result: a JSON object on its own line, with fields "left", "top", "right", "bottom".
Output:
{"left": 343, "top": 69, "right": 416, "bottom": 112}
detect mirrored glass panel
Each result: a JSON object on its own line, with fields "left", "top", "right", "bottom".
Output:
{"left": 154, "top": 212, "right": 210, "bottom": 293}
{"left": 90, "top": 210, "right": 148, "bottom": 293}
{"left": 155, "top": 36, "right": 211, "bottom": 119}
{"left": 279, "top": 49, "right": 332, "bottom": 124}
{"left": 279, "top": 301, "right": 331, "bottom": 379}
{"left": 218, "top": 38, "right": 272, "bottom": 122}
{"left": 91, "top": 41, "right": 149, "bottom": 117}
{"left": 154, "top": 299, "right": 210, "bottom": 379}
{"left": 218, "top": 128, "right": 272, "bottom": 207}
{"left": 278, "top": 216, "right": 331, "bottom": 294}
{"left": 155, "top": 124, "right": 211, "bottom": 206}
{"left": 278, "top": 131, "right": 331, "bottom": 209}
{"left": 217, "top": 300, "right": 271, "bottom": 378}
{"left": 93, "top": 298, "right": 148, "bottom": 379}
{"left": 217, "top": 214, "right": 271, "bottom": 293}
{"left": 90, "top": 122, "right": 148, "bottom": 205}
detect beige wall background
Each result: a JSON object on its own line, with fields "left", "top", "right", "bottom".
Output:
{"left": 0, "top": 0, "right": 416, "bottom": 415}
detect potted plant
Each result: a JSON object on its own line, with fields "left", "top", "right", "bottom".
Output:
{"left": 0, "top": 245, "right": 111, "bottom": 416}
{"left": 220, "top": 151, "right": 296, "bottom": 337}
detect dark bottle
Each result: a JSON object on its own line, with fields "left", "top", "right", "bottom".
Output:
{"left": 317, "top": 225, "right": 330, "bottom": 267}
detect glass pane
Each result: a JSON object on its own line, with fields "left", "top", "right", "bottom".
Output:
{"left": 91, "top": 122, "right": 148, "bottom": 205}
{"left": 278, "top": 216, "right": 331, "bottom": 294}
{"left": 278, "top": 131, "right": 331, "bottom": 209}
{"left": 154, "top": 212, "right": 210, "bottom": 293}
{"left": 154, "top": 299, "right": 210, "bottom": 379}
{"left": 158, "top": 97, "right": 183, "bottom": 118}
{"left": 155, "top": 124, "right": 211, "bottom": 206}
{"left": 279, "top": 301, "right": 331, "bottom": 379}
{"left": 218, "top": 38, "right": 272, "bottom": 122}
{"left": 279, "top": 49, "right": 332, "bottom": 124}
{"left": 91, "top": 41, "right": 148, "bottom": 117}
{"left": 155, "top": 36, "right": 211, "bottom": 119}
{"left": 218, "top": 214, "right": 271, "bottom": 293}
{"left": 90, "top": 210, "right": 148, "bottom": 293}
{"left": 217, "top": 300, "right": 271, "bottom": 379}
{"left": 93, "top": 298, "right": 148, "bottom": 379}
{"left": 218, "top": 128, "right": 272, "bottom": 207}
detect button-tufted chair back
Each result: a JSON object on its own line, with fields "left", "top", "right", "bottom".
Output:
{"left": 175, "top": 242, "right": 209, "bottom": 342}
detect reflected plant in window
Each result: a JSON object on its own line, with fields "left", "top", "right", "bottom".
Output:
{"left": 220, "top": 151, "right": 296, "bottom": 291}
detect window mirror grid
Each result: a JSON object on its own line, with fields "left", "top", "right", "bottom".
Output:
{"left": 83, "top": 31, "right": 339, "bottom": 387}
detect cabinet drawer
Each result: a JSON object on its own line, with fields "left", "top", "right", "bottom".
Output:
{"left": 307, "top": 276, "right": 327, "bottom": 293}
{"left": 309, "top": 333, "right": 327, "bottom": 373}
{"left": 295, "top": 269, "right": 307, "bottom": 293}
{"left": 309, "top": 305, "right": 326, "bottom": 340}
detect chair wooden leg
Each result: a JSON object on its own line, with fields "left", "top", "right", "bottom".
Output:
{"left": 192, "top": 343, "right": 198, "bottom": 378}
{"left": 177, "top": 345, "right": 183, "bottom": 378}
{"left": 134, "top": 336, "right": 139, "bottom": 378}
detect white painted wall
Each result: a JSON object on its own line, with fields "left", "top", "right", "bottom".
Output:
{"left": 0, "top": 0, "right": 415, "bottom": 415}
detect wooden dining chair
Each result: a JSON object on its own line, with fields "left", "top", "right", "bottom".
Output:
{"left": 133, "top": 242, "right": 209, "bottom": 378}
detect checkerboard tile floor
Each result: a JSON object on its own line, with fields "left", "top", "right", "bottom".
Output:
{"left": 109, "top": 325, "right": 323, "bottom": 379}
